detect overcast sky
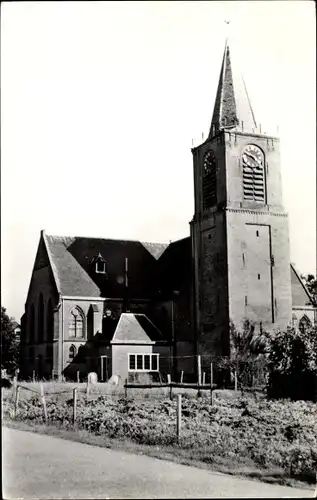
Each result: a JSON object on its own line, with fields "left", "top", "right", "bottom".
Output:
{"left": 1, "top": 1, "right": 316, "bottom": 320}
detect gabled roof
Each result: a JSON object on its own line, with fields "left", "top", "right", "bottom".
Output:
{"left": 140, "top": 241, "right": 168, "bottom": 260}
{"left": 111, "top": 313, "right": 164, "bottom": 344}
{"left": 42, "top": 231, "right": 170, "bottom": 299}
{"left": 209, "top": 40, "right": 257, "bottom": 138}
{"left": 44, "top": 234, "right": 100, "bottom": 297}
{"left": 291, "top": 263, "right": 315, "bottom": 307}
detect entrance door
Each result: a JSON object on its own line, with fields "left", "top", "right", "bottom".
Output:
{"left": 100, "top": 356, "right": 108, "bottom": 382}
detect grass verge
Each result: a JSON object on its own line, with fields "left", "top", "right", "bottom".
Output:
{"left": 2, "top": 418, "right": 312, "bottom": 491}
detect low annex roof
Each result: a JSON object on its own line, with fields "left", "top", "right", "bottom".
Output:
{"left": 111, "top": 313, "right": 164, "bottom": 344}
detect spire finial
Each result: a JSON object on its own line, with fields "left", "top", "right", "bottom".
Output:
{"left": 208, "top": 25, "right": 257, "bottom": 138}
{"left": 224, "top": 19, "right": 231, "bottom": 44}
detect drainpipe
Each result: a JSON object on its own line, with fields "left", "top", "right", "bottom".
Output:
{"left": 60, "top": 297, "right": 64, "bottom": 381}
{"left": 171, "top": 299, "right": 174, "bottom": 378}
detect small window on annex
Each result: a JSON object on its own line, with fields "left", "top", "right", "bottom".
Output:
{"left": 68, "top": 307, "right": 85, "bottom": 338}
{"left": 128, "top": 353, "right": 159, "bottom": 372}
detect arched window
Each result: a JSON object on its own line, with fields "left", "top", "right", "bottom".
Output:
{"left": 69, "top": 307, "right": 84, "bottom": 338}
{"left": 242, "top": 145, "right": 265, "bottom": 203}
{"left": 298, "top": 314, "right": 311, "bottom": 334}
{"left": 69, "top": 345, "right": 77, "bottom": 360}
{"left": 38, "top": 293, "right": 44, "bottom": 343}
{"left": 46, "top": 298, "right": 53, "bottom": 341}
{"left": 29, "top": 303, "right": 35, "bottom": 344}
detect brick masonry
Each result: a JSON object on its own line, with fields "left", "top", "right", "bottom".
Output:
{"left": 191, "top": 130, "right": 293, "bottom": 361}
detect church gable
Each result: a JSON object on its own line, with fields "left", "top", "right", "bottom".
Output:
{"left": 25, "top": 231, "right": 59, "bottom": 304}
{"left": 291, "top": 264, "right": 314, "bottom": 307}
{"left": 33, "top": 233, "right": 50, "bottom": 270}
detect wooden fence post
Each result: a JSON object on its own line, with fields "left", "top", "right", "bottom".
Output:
{"left": 125, "top": 378, "right": 128, "bottom": 399}
{"left": 73, "top": 388, "right": 77, "bottom": 424}
{"left": 52, "top": 369, "right": 55, "bottom": 380}
{"left": 86, "top": 379, "right": 90, "bottom": 400}
{"left": 197, "top": 355, "right": 201, "bottom": 386}
{"left": 197, "top": 355, "right": 202, "bottom": 397}
{"left": 32, "top": 370, "right": 35, "bottom": 383}
{"left": 177, "top": 394, "right": 182, "bottom": 442}
{"left": 202, "top": 372, "right": 206, "bottom": 386}
{"left": 234, "top": 370, "right": 238, "bottom": 392}
{"left": 210, "top": 362, "right": 214, "bottom": 405}
{"left": 14, "top": 386, "right": 20, "bottom": 418}
{"left": 167, "top": 374, "right": 172, "bottom": 400}
{"left": 180, "top": 371, "right": 184, "bottom": 384}
{"left": 13, "top": 376, "right": 17, "bottom": 394}
{"left": 40, "top": 383, "right": 48, "bottom": 423}
{"left": 77, "top": 371, "right": 80, "bottom": 384}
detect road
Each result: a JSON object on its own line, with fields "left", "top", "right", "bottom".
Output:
{"left": 2, "top": 427, "right": 315, "bottom": 499}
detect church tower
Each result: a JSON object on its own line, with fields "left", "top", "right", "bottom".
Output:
{"left": 190, "top": 40, "right": 292, "bottom": 359}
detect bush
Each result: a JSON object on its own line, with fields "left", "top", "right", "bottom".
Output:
{"left": 267, "top": 325, "right": 317, "bottom": 401}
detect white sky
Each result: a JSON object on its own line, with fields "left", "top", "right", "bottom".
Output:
{"left": 1, "top": 1, "right": 316, "bottom": 320}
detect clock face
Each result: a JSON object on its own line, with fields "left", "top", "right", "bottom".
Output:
{"left": 203, "top": 150, "right": 216, "bottom": 176}
{"left": 242, "top": 145, "right": 263, "bottom": 169}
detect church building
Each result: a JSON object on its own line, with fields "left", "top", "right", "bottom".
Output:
{"left": 20, "top": 40, "right": 316, "bottom": 382}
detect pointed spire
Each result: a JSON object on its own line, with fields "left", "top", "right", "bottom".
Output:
{"left": 209, "top": 40, "right": 257, "bottom": 138}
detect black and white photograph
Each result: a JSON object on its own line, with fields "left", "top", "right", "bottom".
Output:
{"left": 1, "top": 1, "right": 316, "bottom": 498}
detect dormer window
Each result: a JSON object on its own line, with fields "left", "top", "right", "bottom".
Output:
{"left": 91, "top": 253, "right": 107, "bottom": 275}
{"left": 96, "top": 260, "right": 106, "bottom": 274}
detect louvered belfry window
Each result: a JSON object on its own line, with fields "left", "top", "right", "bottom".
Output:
{"left": 242, "top": 145, "right": 265, "bottom": 202}
{"left": 203, "top": 150, "right": 217, "bottom": 209}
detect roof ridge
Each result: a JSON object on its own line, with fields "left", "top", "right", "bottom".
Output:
{"left": 45, "top": 233, "right": 169, "bottom": 245}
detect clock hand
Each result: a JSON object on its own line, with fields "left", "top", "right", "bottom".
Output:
{"left": 247, "top": 152, "right": 261, "bottom": 164}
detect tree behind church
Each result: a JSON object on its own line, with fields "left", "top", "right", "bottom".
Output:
{"left": 1, "top": 306, "right": 20, "bottom": 376}
{"left": 301, "top": 274, "right": 317, "bottom": 306}
{"left": 216, "top": 319, "right": 270, "bottom": 389}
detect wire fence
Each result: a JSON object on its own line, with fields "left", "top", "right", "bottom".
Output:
{"left": 17, "top": 352, "right": 268, "bottom": 398}
{"left": 8, "top": 380, "right": 198, "bottom": 442}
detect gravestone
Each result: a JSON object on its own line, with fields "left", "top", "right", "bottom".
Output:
{"left": 108, "top": 374, "right": 120, "bottom": 386}
{"left": 88, "top": 372, "right": 98, "bottom": 384}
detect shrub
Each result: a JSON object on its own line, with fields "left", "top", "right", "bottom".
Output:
{"left": 267, "top": 325, "right": 317, "bottom": 401}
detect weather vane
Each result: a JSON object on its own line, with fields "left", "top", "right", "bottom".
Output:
{"left": 224, "top": 19, "right": 231, "bottom": 43}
